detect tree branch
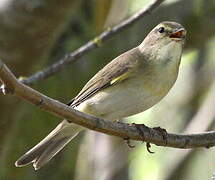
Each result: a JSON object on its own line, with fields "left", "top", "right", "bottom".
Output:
{"left": 1, "top": 59, "right": 215, "bottom": 149}
{"left": 21, "top": 0, "right": 165, "bottom": 85}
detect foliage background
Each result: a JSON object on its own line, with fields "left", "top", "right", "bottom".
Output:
{"left": 0, "top": 0, "right": 215, "bottom": 179}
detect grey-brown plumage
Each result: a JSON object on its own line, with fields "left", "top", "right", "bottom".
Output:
{"left": 15, "top": 21, "right": 186, "bottom": 170}
{"left": 71, "top": 47, "right": 141, "bottom": 107}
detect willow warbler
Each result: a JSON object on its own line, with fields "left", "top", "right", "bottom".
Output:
{"left": 15, "top": 21, "right": 186, "bottom": 170}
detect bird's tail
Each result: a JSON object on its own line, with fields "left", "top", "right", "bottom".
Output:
{"left": 15, "top": 120, "right": 83, "bottom": 170}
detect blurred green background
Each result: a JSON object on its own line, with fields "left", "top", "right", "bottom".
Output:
{"left": 0, "top": 0, "right": 215, "bottom": 179}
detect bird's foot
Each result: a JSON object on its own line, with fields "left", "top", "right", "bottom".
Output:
{"left": 132, "top": 123, "right": 154, "bottom": 153}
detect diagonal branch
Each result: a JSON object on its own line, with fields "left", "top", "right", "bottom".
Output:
{"left": 1, "top": 59, "right": 215, "bottom": 149}
{"left": 21, "top": 0, "right": 165, "bottom": 85}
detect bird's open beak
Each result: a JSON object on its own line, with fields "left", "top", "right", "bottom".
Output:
{"left": 169, "top": 28, "right": 186, "bottom": 39}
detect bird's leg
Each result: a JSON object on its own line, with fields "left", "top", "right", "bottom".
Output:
{"left": 132, "top": 123, "right": 146, "bottom": 142}
{"left": 117, "top": 121, "right": 136, "bottom": 148}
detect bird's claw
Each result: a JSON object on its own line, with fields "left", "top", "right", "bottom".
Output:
{"left": 124, "top": 137, "right": 135, "bottom": 148}
{"left": 146, "top": 142, "right": 154, "bottom": 153}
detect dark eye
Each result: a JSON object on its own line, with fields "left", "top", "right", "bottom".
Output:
{"left": 158, "top": 27, "right": 165, "bottom": 33}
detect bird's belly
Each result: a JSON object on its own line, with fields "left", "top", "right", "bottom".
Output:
{"left": 76, "top": 74, "right": 176, "bottom": 121}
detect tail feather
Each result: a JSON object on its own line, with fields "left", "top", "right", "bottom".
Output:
{"left": 33, "top": 135, "right": 76, "bottom": 170}
{"left": 15, "top": 120, "right": 83, "bottom": 170}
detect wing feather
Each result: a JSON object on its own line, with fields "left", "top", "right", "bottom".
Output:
{"left": 70, "top": 47, "right": 142, "bottom": 107}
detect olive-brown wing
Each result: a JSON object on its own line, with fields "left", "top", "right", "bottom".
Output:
{"left": 69, "top": 47, "right": 141, "bottom": 107}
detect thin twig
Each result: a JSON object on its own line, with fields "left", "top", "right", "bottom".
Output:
{"left": 20, "top": 0, "right": 165, "bottom": 85}
{"left": 1, "top": 59, "right": 215, "bottom": 149}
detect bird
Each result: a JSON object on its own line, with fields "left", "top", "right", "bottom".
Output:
{"left": 15, "top": 21, "right": 186, "bottom": 170}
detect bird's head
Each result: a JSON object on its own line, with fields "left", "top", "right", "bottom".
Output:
{"left": 139, "top": 21, "right": 186, "bottom": 63}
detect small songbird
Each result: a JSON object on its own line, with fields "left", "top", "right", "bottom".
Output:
{"left": 15, "top": 21, "right": 186, "bottom": 170}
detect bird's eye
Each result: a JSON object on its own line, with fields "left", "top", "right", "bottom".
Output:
{"left": 158, "top": 27, "right": 165, "bottom": 33}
